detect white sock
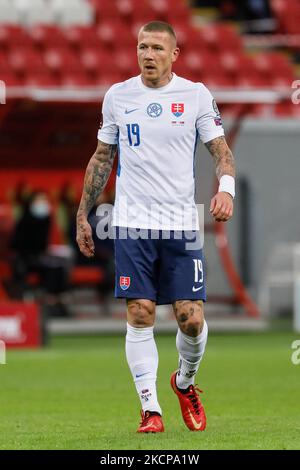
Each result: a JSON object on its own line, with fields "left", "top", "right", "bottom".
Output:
{"left": 125, "top": 323, "right": 162, "bottom": 415}
{"left": 175, "top": 320, "right": 208, "bottom": 390}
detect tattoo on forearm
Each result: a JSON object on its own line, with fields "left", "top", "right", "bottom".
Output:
{"left": 205, "top": 136, "right": 235, "bottom": 180}
{"left": 77, "top": 142, "right": 116, "bottom": 219}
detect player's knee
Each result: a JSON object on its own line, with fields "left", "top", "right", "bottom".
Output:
{"left": 185, "top": 317, "right": 204, "bottom": 336}
{"left": 127, "top": 299, "right": 155, "bottom": 327}
{"left": 176, "top": 301, "right": 204, "bottom": 337}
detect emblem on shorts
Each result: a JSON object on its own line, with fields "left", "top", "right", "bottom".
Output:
{"left": 147, "top": 103, "right": 162, "bottom": 118}
{"left": 172, "top": 103, "right": 184, "bottom": 117}
{"left": 120, "top": 276, "right": 131, "bottom": 290}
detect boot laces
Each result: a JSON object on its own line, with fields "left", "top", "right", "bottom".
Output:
{"left": 187, "top": 385, "right": 203, "bottom": 416}
{"left": 139, "top": 410, "right": 154, "bottom": 426}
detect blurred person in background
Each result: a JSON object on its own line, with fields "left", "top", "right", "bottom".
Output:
{"left": 8, "top": 180, "right": 32, "bottom": 220}
{"left": 237, "top": 0, "right": 273, "bottom": 33}
{"left": 219, "top": 0, "right": 273, "bottom": 31}
{"left": 62, "top": 177, "right": 116, "bottom": 309}
{"left": 10, "top": 190, "right": 70, "bottom": 316}
{"left": 76, "top": 21, "right": 235, "bottom": 433}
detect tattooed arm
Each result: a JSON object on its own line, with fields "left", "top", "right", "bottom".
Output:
{"left": 205, "top": 135, "right": 236, "bottom": 222}
{"left": 76, "top": 140, "right": 117, "bottom": 257}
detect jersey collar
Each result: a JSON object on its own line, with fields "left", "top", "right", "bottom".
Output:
{"left": 137, "top": 73, "right": 177, "bottom": 92}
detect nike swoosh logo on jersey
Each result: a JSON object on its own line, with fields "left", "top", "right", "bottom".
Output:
{"left": 188, "top": 409, "right": 203, "bottom": 430}
{"left": 125, "top": 108, "right": 139, "bottom": 114}
{"left": 136, "top": 372, "right": 151, "bottom": 378}
{"left": 192, "top": 286, "right": 203, "bottom": 292}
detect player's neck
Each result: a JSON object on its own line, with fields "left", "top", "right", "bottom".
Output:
{"left": 141, "top": 72, "right": 173, "bottom": 89}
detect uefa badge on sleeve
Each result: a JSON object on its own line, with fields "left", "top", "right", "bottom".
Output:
{"left": 214, "top": 117, "right": 222, "bottom": 126}
{"left": 120, "top": 276, "right": 131, "bottom": 291}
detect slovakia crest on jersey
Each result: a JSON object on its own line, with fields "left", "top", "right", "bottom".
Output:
{"left": 120, "top": 276, "right": 131, "bottom": 290}
{"left": 172, "top": 103, "right": 184, "bottom": 117}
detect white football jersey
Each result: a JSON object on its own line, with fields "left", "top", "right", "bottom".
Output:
{"left": 98, "top": 73, "right": 224, "bottom": 230}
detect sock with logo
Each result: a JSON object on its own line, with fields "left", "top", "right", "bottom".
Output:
{"left": 175, "top": 320, "right": 208, "bottom": 390}
{"left": 126, "top": 323, "right": 162, "bottom": 415}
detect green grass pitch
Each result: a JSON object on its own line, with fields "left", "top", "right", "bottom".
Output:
{"left": 0, "top": 331, "right": 299, "bottom": 450}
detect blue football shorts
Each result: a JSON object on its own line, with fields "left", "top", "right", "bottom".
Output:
{"left": 114, "top": 228, "right": 206, "bottom": 305}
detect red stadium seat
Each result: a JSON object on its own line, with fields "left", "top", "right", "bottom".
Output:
{"left": 0, "top": 52, "right": 7, "bottom": 70}
{"left": 166, "top": 0, "right": 190, "bottom": 23}
{"left": 236, "top": 73, "right": 271, "bottom": 88}
{"left": 181, "top": 50, "right": 206, "bottom": 75}
{"left": 131, "top": 6, "right": 157, "bottom": 24}
{"left": 63, "top": 26, "right": 100, "bottom": 51}
{"left": 220, "top": 51, "right": 240, "bottom": 75}
{"left": 61, "top": 72, "right": 96, "bottom": 87}
{"left": 0, "top": 72, "right": 23, "bottom": 86}
{"left": 113, "top": 49, "right": 139, "bottom": 74}
{"left": 150, "top": 0, "right": 169, "bottom": 21}
{"left": 220, "top": 52, "right": 260, "bottom": 84}
{"left": 172, "top": 58, "right": 187, "bottom": 75}
{"left": 94, "top": 71, "right": 124, "bottom": 85}
{"left": 89, "top": 0, "right": 116, "bottom": 22}
{"left": 116, "top": 0, "right": 136, "bottom": 20}
{"left": 271, "top": 0, "right": 300, "bottom": 33}
{"left": 183, "top": 27, "right": 206, "bottom": 52}
{"left": 79, "top": 47, "right": 114, "bottom": 75}
{"left": 23, "top": 72, "right": 59, "bottom": 87}
{"left": 43, "top": 47, "right": 81, "bottom": 74}
{"left": 168, "top": 22, "right": 190, "bottom": 49}
{"left": 271, "top": 74, "right": 295, "bottom": 88}
{"left": 253, "top": 52, "right": 294, "bottom": 77}
{"left": 8, "top": 47, "right": 44, "bottom": 75}
{"left": 202, "top": 73, "right": 235, "bottom": 88}
{"left": 0, "top": 25, "right": 32, "bottom": 50}
{"left": 198, "top": 24, "right": 242, "bottom": 52}
{"left": 182, "top": 50, "right": 221, "bottom": 77}
{"left": 28, "top": 25, "right": 66, "bottom": 51}
{"left": 284, "top": 15, "right": 300, "bottom": 34}
{"left": 231, "top": 54, "right": 258, "bottom": 82}
{"left": 275, "top": 100, "right": 295, "bottom": 116}
{"left": 96, "top": 20, "right": 136, "bottom": 49}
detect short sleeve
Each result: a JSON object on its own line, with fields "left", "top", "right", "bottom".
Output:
{"left": 97, "top": 87, "right": 118, "bottom": 145}
{"left": 196, "top": 84, "right": 225, "bottom": 144}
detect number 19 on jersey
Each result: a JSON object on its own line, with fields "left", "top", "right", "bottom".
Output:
{"left": 126, "top": 123, "right": 140, "bottom": 147}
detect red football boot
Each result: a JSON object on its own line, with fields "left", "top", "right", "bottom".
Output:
{"left": 171, "top": 371, "right": 206, "bottom": 431}
{"left": 137, "top": 410, "right": 165, "bottom": 433}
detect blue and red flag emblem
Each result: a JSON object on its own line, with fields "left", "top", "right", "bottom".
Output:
{"left": 120, "top": 276, "right": 131, "bottom": 290}
{"left": 172, "top": 103, "right": 184, "bottom": 117}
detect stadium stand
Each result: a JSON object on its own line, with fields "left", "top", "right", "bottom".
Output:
{"left": 0, "top": 0, "right": 298, "bottom": 196}
{"left": 0, "top": 0, "right": 297, "bottom": 113}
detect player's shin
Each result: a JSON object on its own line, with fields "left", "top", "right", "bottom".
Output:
{"left": 175, "top": 321, "right": 208, "bottom": 390}
{"left": 125, "top": 323, "right": 162, "bottom": 415}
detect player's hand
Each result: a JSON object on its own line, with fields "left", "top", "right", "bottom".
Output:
{"left": 210, "top": 192, "right": 234, "bottom": 222}
{"left": 76, "top": 217, "right": 95, "bottom": 257}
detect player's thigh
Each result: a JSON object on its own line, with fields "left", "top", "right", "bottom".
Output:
{"left": 114, "top": 228, "right": 158, "bottom": 302}
{"left": 173, "top": 299, "right": 205, "bottom": 336}
{"left": 127, "top": 298, "right": 156, "bottom": 327}
{"left": 157, "top": 231, "right": 206, "bottom": 305}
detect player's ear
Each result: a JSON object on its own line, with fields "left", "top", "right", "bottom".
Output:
{"left": 172, "top": 47, "right": 180, "bottom": 63}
